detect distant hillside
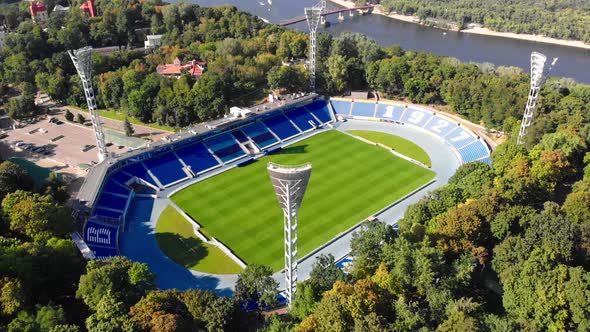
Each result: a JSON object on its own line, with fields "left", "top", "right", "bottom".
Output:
{"left": 380, "top": 0, "right": 590, "bottom": 43}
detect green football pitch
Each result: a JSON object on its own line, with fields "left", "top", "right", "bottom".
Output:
{"left": 171, "top": 130, "right": 435, "bottom": 271}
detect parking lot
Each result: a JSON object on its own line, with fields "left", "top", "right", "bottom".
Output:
{"left": 0, "top": 116, "right": 131, "bottom": 170}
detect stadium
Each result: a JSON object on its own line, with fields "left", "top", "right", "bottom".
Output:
{"left": 72, "top": 93, "right": 491, "bottom": 293}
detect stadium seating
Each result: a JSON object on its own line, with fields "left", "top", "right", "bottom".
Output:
{"left": 350, "top": 101, "right": 377, "bottom": 118}
{"left": 479, "top": 157, "right": 492, "bottom": 166}
{"left": 445, "top": 127, "right": 477, "bottom": 149}
{"left": 96, "top": 192, "right": 128, "bottom": 211}
{"left": 85, "top": 222, "right": 118, "bottom": 247}
{"left": 205, "top": 133, "right": 246, "bottom": 163}
{"left": 375, "top": 103, "right": 404, "bottom": 121}
{"left": 175, "top": 142, "right": 220, "bottom": 174}
{"left": 305, "top": 100, "right": 333, "bottom": 123}
{"left": 330, "top": 99, "right": 353, "bottom": 115}
{"left": 143, "top": 152, "right": 188, "bottom": 186}
{"left": 459, "top": 140, "right": 489, "bottom": 163}
{"left": 93, "top": 208, "right": 123, "bottom": 220}
{"left": 241, "top": 122, "right": 278, "bottom": 148}
{"left": 121, "top": 163, "right": 157, "bottom": 187}
{"left": 263, "top": 114, "right": 301, "bottom": 140}
{"left": 111, "top": 171, "right": 133, "bottom": 186}
{"left": 103, "top": 178, "right": 131, "bottom": 196}
{"left": 423, "top": 116, "right": 458, "bottom": 137}
{"left": 285, "top": 107, "right": 318, "bottom": 131}
{"left": 400, "top": 108, "right": 434, "bottom": 128}
{"left": 84, "top": 219, "right": 120, "bottom": 260}
{"left": 231, "top": 129, "right": 249, "bottom": 143}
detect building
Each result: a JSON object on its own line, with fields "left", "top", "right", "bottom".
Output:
{"left": 30, "top": 1, "right": 48, "bottom": 24}
{"left": 80, "top": 0, "right": 96, "bottom": 18}
{"left": 156, "top": 58, "right": 207, "bottom": 79}
{"left": 144, "top": 34, "right": 163, "bottom": 49}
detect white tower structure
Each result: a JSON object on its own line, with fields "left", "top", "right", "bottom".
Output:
{"left": 267, "top": 162, "right": 312, "bottom": 306}
{"left": 305, "top": 0, "right": 326, "bottom": 91}
{"left": 517, "top": 52, "right": 558, "bottom": 145}
{"left": 69, "top": 47, "right": 108, "bottom": 161}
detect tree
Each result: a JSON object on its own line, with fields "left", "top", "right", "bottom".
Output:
{"left": 85, "top": 294, "right": 136, "bottom": 332}
{"left": 129, "top": 290, "right": 191, "bottom": 332}
{"left": 0, "top": 278, "right": 25, "bottom": 317}
{"left": 76, "top": 113, "right": 85, "bottom": 124}
{"left": 2, "top": 191, "right": 72, "bottom": 243}
{"left": 234, "top": 264, "right": 278, "bottom": 310}
{"left": 6, "top": 95, "right": 36, "bottom": 120}
{"left": 350, "top": 221, "right": 396, "bottom": 278}
{"left": 0, "top": 161, "right": 34, "bottom": 202}
{"left": 76, "top": 257, "right": 156, "bottom": 311}
{"left": 124, "top": 118, "right": 135, "bottom": 137}
{"left": 43, "top": 173, "right": 69, "bottom": 204}
{"left": 563, "top": 191, "right": 590, "bottom": 225}
{"left": 64, "top": 110, "right": 74, "bottom": 122}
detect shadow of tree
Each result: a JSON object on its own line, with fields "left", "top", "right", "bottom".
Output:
{"left": 278, "top": 144, "right": 307, "bottom": 155}
{"left": 156, "top": 232, "right": 209, "bottom": 268}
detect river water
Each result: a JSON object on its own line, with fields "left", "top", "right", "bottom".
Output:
{"left": 183, "top": 0, "right": 590, "bottom": 83}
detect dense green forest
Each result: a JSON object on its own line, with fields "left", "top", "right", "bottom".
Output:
{"left": 1, "top": 0, "right": 590, "bottom": 331}
{"left": 379, "top": 0, "right": 590, "bottom": 42}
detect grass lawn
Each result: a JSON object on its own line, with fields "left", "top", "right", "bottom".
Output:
{"left": 172, "top": 130, "right": 435, "bottom": 271}
{"left": 155, "top": 205, "right": 243, "bottom": 274}
{"left": 347, "top": 130, "right": 432, "bottom": 167}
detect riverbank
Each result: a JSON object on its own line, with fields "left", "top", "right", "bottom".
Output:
{"left": 328, "top": 0, "right": 590, "bottom": 50}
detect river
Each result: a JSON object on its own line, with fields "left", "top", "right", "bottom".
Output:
{"left": 182, "top": 0, "right": 590, "bottom": 84}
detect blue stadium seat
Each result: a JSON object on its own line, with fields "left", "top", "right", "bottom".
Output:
{"left": 460, "top": 141, "right": 489, "bottom": 163}
{"left": 375, "top": 103, "right": 404, "bottom": 121}
{"left": 85, "top": 220, "right": 118, "bottom": 247}
{"left": 446, "top": 127, "right": 477, "bottom": 149}
{"left": 479, "top": 157, "right": 492, "bottom": 166}
{"left": 424, "top": 116, "right": 457, "bottom": 138}
{"left": 351, "top": 102, "right": 376, "bottom": 117}
{"left": 103, "top": 178, "right": 131, "bottom": 195}
{"left": 111, "top": 171, "right": 133, "bottom": 186}
{"left": 285, "top": 107, "right": 318, "bottom": 131}
{"left": 90, "top": 246, "right": 118, "bottom": 260}
{"left": 263, "top": 114, "right": 300, "bottom": 140}
{"left": 121, "top": 163, "right": 157, "bottom": 187}
{"left": 400, "top": 108, "right": 434, "bottom": 128}
{"left": 231, "top": 130, "right": 249, "bottom": 143}
{"left": 305, "top": 101, "right": 332, "bottom": 123}
{"left": 96, "top": 192, "right": 128, "bottom": 211}
{"left": 205, "top": 133, "right": 246, "bottom": 163}
{"left": 143, "top": 152, "right": 187, "bottom": 186}
{"left": 241, "top": 122, "right": 278, "bottom": 148}
{"left": 93, "top": 208, "right": 123, "bottom": 220}
{"left": 175, "top": 142, "right": 220, "bottom": 174}
{"left": 330, "top": 100, "right": 352, "bottom": 115}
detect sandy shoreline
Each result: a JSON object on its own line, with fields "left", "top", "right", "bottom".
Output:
{"left": 328, "top": 0, "right": 590, "bottom": 50}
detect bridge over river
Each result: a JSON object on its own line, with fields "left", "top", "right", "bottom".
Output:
{"left": 279, "top": 5, "right": 374, "bottom": 26}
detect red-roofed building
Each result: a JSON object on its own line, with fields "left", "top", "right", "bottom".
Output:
{"left": 156, "top": 58, "right": 207, "bottom": 79}
{"left": 29, "top": 1, "right": 48, "bottom": 24}
{"left": 80, "top": 0, "right": 96, "bottom": 18}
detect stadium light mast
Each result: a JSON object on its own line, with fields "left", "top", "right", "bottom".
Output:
{"left": 305, "top": 0, "right": 326, "bottom": 91}
{"left": 517, "top": 51, "right": 558, "bottom": 145}
{"left": 267, "top": 162, "right": 312, "bottom": 306}
{"left": 69, "top": 46, "right": 108, "bottom": 162}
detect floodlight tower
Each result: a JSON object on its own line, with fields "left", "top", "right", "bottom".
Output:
{"left": 69, "top": 46, "right": 108, "bottom": 161}
{"left": 305, "top": 0, "right": 326, "bottom": 91}
{"left": 517, "top": 52, "right": 558, "bottom": 145}
{"left": 267, "top": 162, "right": 312, "bottom": 306}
